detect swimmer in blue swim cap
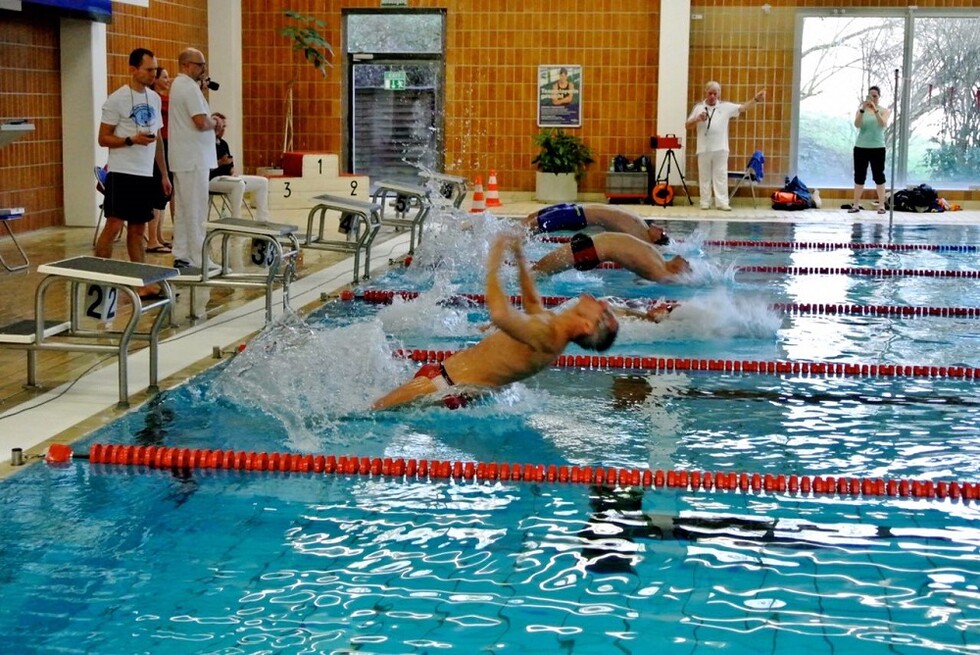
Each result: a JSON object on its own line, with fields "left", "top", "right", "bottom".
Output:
{"left": 522, "top": 203, "right": 669, "bottom": 245}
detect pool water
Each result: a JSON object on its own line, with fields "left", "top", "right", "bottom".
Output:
{"left": 1, "top": 215, "right": 979, "bottom": 654}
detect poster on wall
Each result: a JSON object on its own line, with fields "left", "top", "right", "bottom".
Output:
{"left": 537, "top": 65, "right": 582, "bottom": 127}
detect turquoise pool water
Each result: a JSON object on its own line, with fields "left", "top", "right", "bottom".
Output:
{"left": 1, "top": 216, "right": 978, "bottom": 654}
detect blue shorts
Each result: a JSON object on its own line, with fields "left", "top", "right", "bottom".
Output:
{"left": 535, "top": 203, "right": 587, "bottom": 233}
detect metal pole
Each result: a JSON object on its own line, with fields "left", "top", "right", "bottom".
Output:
{"left": 889, "top": 68, "right": 899, "bottom": 230}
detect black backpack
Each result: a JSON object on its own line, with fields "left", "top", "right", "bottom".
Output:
{"left": 888, "top": 184, "right": 942, "bottom": 212}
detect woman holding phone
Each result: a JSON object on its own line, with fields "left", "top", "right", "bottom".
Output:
{"left": 849, "top": 85, "right": 891, "bottom": 214}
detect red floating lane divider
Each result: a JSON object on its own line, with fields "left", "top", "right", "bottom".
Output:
{"left": 63, "top": 442, "right": 978, "bottom": 503}
{"left": 347, "top": 290, "right": 980, "bottom": 319}
{"left": 393, "top": 348, "right": 980, "bottom": 381}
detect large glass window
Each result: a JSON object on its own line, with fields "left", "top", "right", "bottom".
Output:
{"left": 797, "top": 12, "right": 980, "bottom": 189}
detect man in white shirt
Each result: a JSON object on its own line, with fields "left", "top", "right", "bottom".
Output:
{"left": 685, "top": 81, "right": 765, "bottom": 211}
{"left": 96, "top": 47, "right": 171, "bottom": 276}
{"left": 208, "top": 112, "right": 270, "bottom": 222}
{"left": 168, "top": 47, "right": 217, "bottom": 269}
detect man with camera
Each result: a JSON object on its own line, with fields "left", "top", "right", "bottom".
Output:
{"left": 169, "top": 47, "right": 217, "bottom": 269}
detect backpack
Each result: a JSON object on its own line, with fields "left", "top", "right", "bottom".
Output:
{"left": 771, "top": 175, "right": 814, "bottom": 210}
{"left": 771, "top": 190, "right": 809, "bottom": 210}
{"left": 888, "top": 184, "right": 942, "bottom": 213}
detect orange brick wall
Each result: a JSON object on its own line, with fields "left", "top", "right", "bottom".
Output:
{"left": 242, "top": 1, "right": 660, "bottom": 196}
{"left": 3, "top": 0, "right": 979, "bottom": 234}
{"left": 0, "top": 1, "right": 206, "bottom": 232}
{"left": 0, "top": 10, "right": 62, "bottom": 232}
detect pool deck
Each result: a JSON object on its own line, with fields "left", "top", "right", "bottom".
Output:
{"left": 1, "top": 198, "right": 978, "bottom": 474}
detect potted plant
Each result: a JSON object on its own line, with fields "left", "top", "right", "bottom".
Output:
{"left": 532, "top": 128, "right": 594, "bottom": 202}
{"left": 280, "top": 10, "right": 333, "bottom": 156}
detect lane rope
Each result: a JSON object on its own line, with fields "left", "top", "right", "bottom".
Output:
{"left": 391, "top": 347, "right": 980, "bottom": 381}
{"left": 348, "top": 289, "right": 980, "bottom": 318}
{"left": 538, "top": 236, "right": 979, "bottom": 252}
{"left": 51, "top": 443, "right": 979, "bottom": 503}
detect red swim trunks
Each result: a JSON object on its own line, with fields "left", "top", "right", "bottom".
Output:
{"left": 414, "top": 362, "right": 468, "bottom": 409}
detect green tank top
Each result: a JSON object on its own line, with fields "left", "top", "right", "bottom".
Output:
{"left": 855, "top": 109, "right": 886, "bottom": 148}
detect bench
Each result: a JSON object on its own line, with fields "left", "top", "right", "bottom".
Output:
{"left": 0, "top": 257, "right": 177, "bottom": 407}
{"left": 304, "top": 194, "right": 382, "bottom": 283}
{"left": 370, "top": 180, "right": 431, "bottom": 255}
{"left": 172, "top": 218, "right": 301, "bottom": 325}
{"left": 418, "top": 172, "right": 468, "bottom": 209}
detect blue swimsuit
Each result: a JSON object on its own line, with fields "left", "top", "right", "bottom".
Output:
{"left": 535, "top": 203, "right": 587, "bottom": 233}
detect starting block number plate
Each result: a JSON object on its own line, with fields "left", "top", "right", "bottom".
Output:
{"left": 86, "top": 284, "right": 117, "bottom": 321}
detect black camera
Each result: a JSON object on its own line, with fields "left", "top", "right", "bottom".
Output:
{"left": 205, "top": 78, "right": 220, "bottom": 91}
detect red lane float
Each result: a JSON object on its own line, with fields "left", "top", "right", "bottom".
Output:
{"left": 53, "top": 442, "right": 975, "bottom": 503}
{"left": 538, "top": 236, "right": 978, "bottom": 253}
{"left": 388, "top": 348, "right": 980, "bottom": 381}
{"left": 348, "top": 289, "right": 980, "bottom": 319}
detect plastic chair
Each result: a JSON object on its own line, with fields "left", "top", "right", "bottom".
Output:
{"left": 728, "top": 150, "right": 765, "bottom": 207}
{"left": 92, "top": 165, "right": 108, "bottom": 246}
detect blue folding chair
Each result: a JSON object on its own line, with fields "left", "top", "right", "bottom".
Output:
{"left": 728, "top": 150, "right": 765, "bottom": 207}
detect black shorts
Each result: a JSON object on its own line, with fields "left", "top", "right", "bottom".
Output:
{"left": 151, "top": 162, "right": 172, "bottom": 211}
{"left": 104, "top": 172, "right": 156, "bottom": 225}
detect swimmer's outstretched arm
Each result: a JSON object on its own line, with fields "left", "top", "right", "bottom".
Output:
{"left": 485, "top": 234, "right": 553, "bottom": 349}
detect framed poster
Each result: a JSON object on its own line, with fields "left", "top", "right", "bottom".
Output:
{"left": 537, "top": 65, "right": 582, "bottom": 127}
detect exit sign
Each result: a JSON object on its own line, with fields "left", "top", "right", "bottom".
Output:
{"left": 384, "top": 71, "right": 407, "bottom": 91}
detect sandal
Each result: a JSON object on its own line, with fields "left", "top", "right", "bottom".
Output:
{"left": 847, "top": 206, "right": 861, "bottom": 213}
{"left": 146, "top": 244, "right": 173, "bottom": 254}
{"left": 877, "top": 208, "right": 887, "bottom": 215}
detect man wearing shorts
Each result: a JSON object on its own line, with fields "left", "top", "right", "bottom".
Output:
{"left": 532, "top": 232, "right": 690, "bottom": 282}
{"left": 522, "top": 203, "right": 669, "bottom": 245}
{"left": 373, "top": 233, "right": 620, "bottom": 409}
{"left": 96, "top": 47, "right": 171, "bottom": 273}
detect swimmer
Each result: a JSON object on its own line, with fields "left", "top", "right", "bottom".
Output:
{"left": 609, "top": 298, "right": 678, "bottom": 323}
{"left": 522, "top": 203, "right": 670, "bottom": 245}
{"left": 373, "top": 233, "right": 620, "bottom": 410}
{"left": 532, "top": 232, "right": 691, "bottom": 283}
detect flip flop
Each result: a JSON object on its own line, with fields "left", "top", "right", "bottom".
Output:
{"left": 146, "top": 245, "right": 172, "bottom": 253}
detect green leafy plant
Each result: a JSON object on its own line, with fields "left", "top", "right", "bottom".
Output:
{"left": 532, "top": 129, "right": 595, "bottom": 180}
{"left": 281, "top": 10, "right": 333, "bottom": 78}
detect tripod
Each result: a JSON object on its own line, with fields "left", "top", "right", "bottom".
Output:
{"left": 649, "top": 148, "right": 692, "bottom": 207}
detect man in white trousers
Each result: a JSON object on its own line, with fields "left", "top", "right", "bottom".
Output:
{"left": 685, "top": 81, "right": 765, "bottom": 211}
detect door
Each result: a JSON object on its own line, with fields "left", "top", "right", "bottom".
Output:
{"left": 345, "top": 11, "right": 445, "bottom": 184}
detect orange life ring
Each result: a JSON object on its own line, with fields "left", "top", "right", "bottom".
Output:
{"left": 652, "top": 182, "right": 674, "bottom": 206}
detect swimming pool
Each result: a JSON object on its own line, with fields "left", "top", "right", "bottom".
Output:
{"left": 1, "top": 214, "right": 978, "bottom": 654}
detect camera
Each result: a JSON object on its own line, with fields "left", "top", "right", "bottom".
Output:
{"left": 205, "top": 78, "right": 220, "bottom": 91}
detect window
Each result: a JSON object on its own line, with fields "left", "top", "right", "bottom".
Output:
{"left": 797, "top": 11, "right": 980, "bottom": 189}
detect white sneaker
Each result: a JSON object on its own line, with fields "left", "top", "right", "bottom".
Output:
{"left": 700, "top": 204, "right": 711, "bottom": 210}
{"left": 718, "top": 205, "right": 732, "bottom": 212}
{"left": 812, "top": 189, "right": 823, "bottom": 208}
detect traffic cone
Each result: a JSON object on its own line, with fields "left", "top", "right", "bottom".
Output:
{"left": 485, "top": 170, "right": 502, "bottom": 207}
{"left": 470, "top": 176, "right": 486, "bottom": 213}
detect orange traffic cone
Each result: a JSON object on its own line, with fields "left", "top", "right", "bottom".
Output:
{"left": 485, "top": 170, "right": 502, "bottom": 207}
{"left": 470, "top": 176, "right": 486, "bottom": 213}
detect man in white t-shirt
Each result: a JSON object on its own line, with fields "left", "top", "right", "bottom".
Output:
{"left": 208, "top": 112, "right": 270, "bottom": 222}
{"left": 96, "top": 47, "right": 171, "bottom": 280}
{"left": 685, "top": 81, "right": 765, "bottom": 211}
{"left": 168, "top": 47, "right": 217, "bottom": 269}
